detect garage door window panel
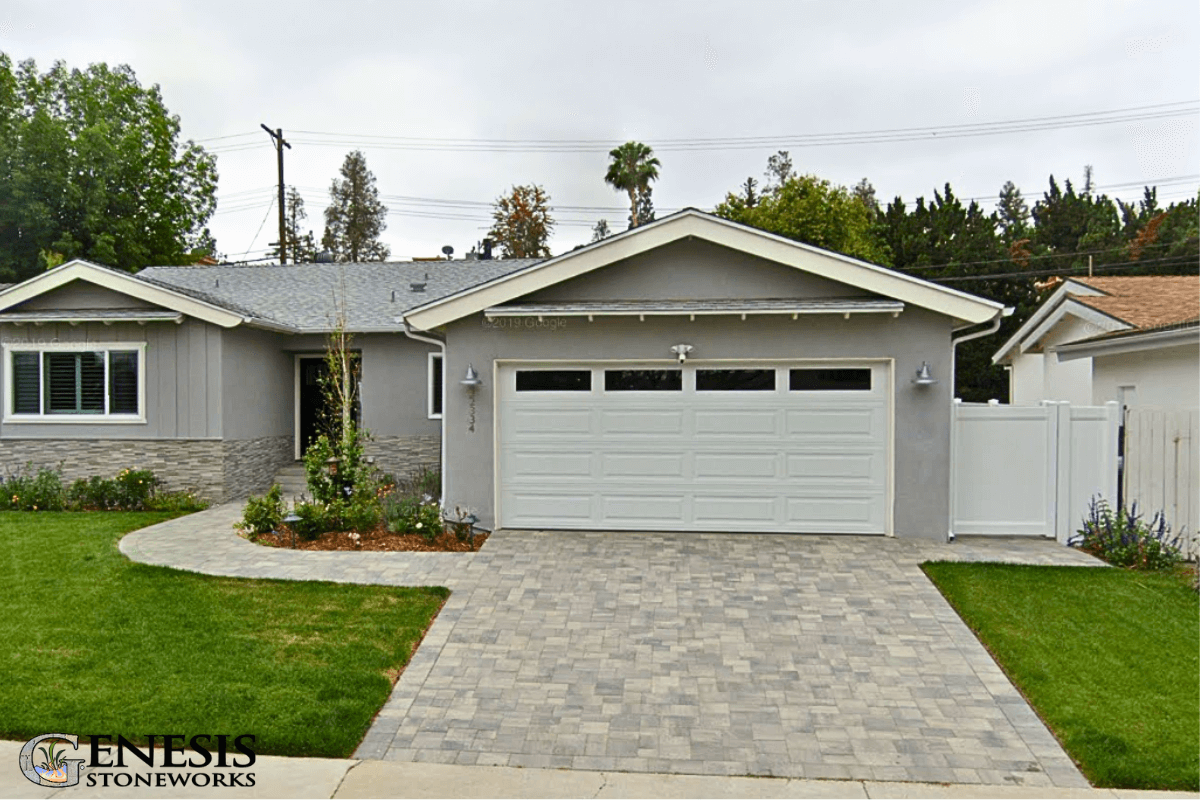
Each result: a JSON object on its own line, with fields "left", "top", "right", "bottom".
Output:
{"left": 515, "top": 370, "right": 591, "bottom": 392}
{"left": 604, "top": 369, "right": 682, "bottom": 392}
{"left": 695, "top": 369, "right": 776, "bottom": 392}
{"left": 789, "top": 368, "right": 872, "bottom": 391}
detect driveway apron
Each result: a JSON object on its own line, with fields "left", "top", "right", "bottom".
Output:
{"left": 122, "top": 507, "right": 1102, "bottom": 787}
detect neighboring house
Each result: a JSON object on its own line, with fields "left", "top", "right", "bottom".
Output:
{"left": 993, "top": 276, "right": 1199, "bottom": 408}
{"left": 0, "top": 209, "right": 1006, "bottom": 539}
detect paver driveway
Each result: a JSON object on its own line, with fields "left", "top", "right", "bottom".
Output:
{"left": 124, "top": 508, "right": 1100, "bottom": 787}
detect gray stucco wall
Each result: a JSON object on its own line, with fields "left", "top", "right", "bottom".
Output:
{"left": 441, "top": 308, "right": 954, "bottom": 539}
{"left": 0, "top": 318, "right": 222, "bottom": 439}
{"left": 524, "top": 239, "right": 875, "bottom": 303}
{"left": 222, "top": 326, "right": 293, "bottom": 441}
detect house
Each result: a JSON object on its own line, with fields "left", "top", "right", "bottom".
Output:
{"left": 0, "top": 209, "right": 1006, "bottom": 539}
{"left": 992, "top": 276, "right": 1199, "bottom": 408}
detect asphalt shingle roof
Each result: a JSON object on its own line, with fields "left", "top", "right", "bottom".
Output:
{"left": 1071, "top": 276, "right": 1199, "bottom": 331}
{"left": 137, "top": 258, "right": 543, "bottom": 331}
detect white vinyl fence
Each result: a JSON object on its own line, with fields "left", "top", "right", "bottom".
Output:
{"left": 951, "top": 400, "right": 1120, "bottom": 542}
{"left": 1123, "top": 407, "right": 1199, "bottom": 559}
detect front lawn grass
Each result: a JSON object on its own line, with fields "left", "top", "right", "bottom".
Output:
{"left": 0, "top": 512, "right": 447, "bottom": 758}
{"left": 922, "top": 562, "right": 1198, "bottom": 791}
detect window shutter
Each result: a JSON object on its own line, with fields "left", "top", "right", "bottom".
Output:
{"left": 44, "top": 352, "right": 105, "bottom": 413}
{"left": 109, "top": 351, "right": 139, "bottom": 414}
{"left": 11, "top": 353, "right": 40, "bottom": 414}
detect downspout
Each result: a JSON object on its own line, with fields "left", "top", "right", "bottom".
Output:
{"left": 947, "top": 307, "right": 1013, "bottom": 542}
{"left": 401, "top": 320, "right": 447, "bottom": 511}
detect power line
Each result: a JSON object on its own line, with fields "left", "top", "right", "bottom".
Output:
{"left": 234, "top": 196, "right": 276, "bottom": 256}
{"left": 198, "top": 100, "right": 1199, "bottom": 155}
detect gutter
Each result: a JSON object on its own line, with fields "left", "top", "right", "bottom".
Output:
{"left": 400, "top": 319, "right": 448, "bottom": 513}
{"left": 1055, "top": 323, "right": 1199, "bottom": 362}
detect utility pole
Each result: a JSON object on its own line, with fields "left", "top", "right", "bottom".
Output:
{"left": 261, "top": 124, "right": 292, "bottom": 263}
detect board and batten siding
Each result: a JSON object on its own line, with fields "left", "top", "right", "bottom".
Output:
{"left": 0, "top": 318, "right": 222, "bottom": 439}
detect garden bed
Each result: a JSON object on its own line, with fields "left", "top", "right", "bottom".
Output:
{"left": 250, "top": 524, "right": 488, "bottom": 552}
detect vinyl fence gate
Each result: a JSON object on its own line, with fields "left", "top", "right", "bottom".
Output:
{"left": 1122, "top": 407, "right": 1199, "bottom": 559}
{"left": 951, "top": 400, "right": 1120, "bottom": 542}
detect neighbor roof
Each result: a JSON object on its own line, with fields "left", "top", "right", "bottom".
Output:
{"left": 993, "top": 274, "right": 1200, "bottom": 363}
{"left": 1070, "top": 276, "right": 1199, "bottom": 330}
{"left": 137, "top": 258, "right": 542, "bottom": 332}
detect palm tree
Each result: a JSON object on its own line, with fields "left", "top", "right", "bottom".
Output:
{"left": 605, "top": 141, "right": 660, "bottom": 228}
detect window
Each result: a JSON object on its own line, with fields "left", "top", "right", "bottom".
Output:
{"left": 696, "top": 369, "right": 776, "bottom": 391}
{"left": 604, "top": 369, "right": 682, "bottom": 391}
{"left": 516, "top": 370, "right": 591, "bottom": 392}
{"left": 6, "top": 345, "right": 144, "bottom": 420}
{"left": 428, "top": 353, "right": 444, "bottom": 419}
{"left": 789, "top": 368, "right": 872, "bottom": 391}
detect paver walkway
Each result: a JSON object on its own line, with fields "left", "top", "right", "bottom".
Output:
{"left": 122, "top": 505, "right": 1105, "bottom": 789}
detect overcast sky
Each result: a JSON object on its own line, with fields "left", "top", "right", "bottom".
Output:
{"left": 2, "top": 0, "right": 1197, "bottom": 262}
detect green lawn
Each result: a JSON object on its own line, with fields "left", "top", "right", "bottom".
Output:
{"left": 922, "top": 562, "right": 1199, "bottom": 791}
{"left": 0, "top": 512, "right": 447, "bottom": 758}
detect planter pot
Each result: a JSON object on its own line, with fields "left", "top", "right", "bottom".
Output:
{"left": 35, "top": 766, "right": 68, "bottom": 784}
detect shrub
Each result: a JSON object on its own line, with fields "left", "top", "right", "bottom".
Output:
{"left": 145, "top": 490, "right": 209, "bottom": 513}
{"left": 290, "top": 501, "right": 332, "bottom": 541}
{"left": 1070, "top": 497, "right": 1183, "bottom": 571}
{"left": 0, "top": 463, "right": 66, "bottom": 511}
{"left": 395, "top": 464, "right": 440, "bottom": 503}
{"left": 66, "top": 468, "right": 160, "bottom": 511}
{"left": 234, "top": 484, "right": 285, "bottom": 539}
{"left": 383, "top": 494, "right": 442, "bottom": 541}
{"left": 303, "top": 426, "right": 383, "bottom": 505}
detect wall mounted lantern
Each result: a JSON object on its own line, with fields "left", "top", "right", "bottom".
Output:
{"left": 912, "top": 362, "right": 938, "bottom": 386}
{"left": 460, "top": 364, "right": 482, "bottom": 388}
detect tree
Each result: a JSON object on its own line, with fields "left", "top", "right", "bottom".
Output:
{"left": 322, "top": 150, "right": 389, "bottom": 262}
{"left": 605, "top": 141, "right": 660, "bottom": 229}
{"left": 489, "top": 184, "right": 554, "bottom": 258}
{"left": 271, "top": 186, "right": 317, "bottom": 263}
{"left": 715, "top": 170, "right": 889, "bottom": 264}
{"left": 852, "top": 178, "right": 880, "bottom": 220}
{"left": 740, "top": 177, "right": 760, "bottom": 207}
{"left": 591, "top": 219, "right": 610, "bottom": 243}
{"left": 995, "top": 180, "right": 1030, "bottom": 243}
{"left": 0, "top": 55, "right": 218, "bottom": 281}
{"left": 632, "top": 185, "right": 655, "bottom": 228}
{"left": 764, "top": 150, "right": 795, "bottom": 187}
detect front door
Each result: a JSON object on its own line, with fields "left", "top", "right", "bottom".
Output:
{"left": 297, "top": 355, "right": 362, "bottom": 457}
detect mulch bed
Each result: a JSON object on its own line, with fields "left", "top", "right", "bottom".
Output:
{"left": 249, "top": 525, "right": 487, "bottom": 552}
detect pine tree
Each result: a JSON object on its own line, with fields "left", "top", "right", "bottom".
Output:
{"left": 271, "top": 186, "right": 317, "bottom": 263}
{"left": 322, "top": 151, "right": 389, "bottom": 262}
{"left": 591, "top": 219, "right": 610, "bottom": 243}
{"left": 995, "top": 181, "right": 1030, "bottom": 243}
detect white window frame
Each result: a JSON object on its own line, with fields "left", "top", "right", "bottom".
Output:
{"left": 428, "top": 352, "right": 444, "bottom": 419}
{"left": 2, "top": 342, "right": 147, "bottom": 424}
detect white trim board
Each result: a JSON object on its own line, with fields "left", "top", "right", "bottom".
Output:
{"left": 404, "top": 210, "right": 1005, "bottom": 330}
{"left": 0, "top": 260, "right": 247, "bottom": 329}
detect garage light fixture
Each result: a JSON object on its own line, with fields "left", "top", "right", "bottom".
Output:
{"left": 461, "top": 364, "right": 482, "bottom": 388}
{"left": 912, "top": 362, "right": 938, "bottom": 386}
{"left": 670, "top": 344, "right": 693, "bottom": 363}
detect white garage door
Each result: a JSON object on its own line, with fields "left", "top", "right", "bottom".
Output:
{"left": 497, "top": 361, "right": 891, "bottom": 534}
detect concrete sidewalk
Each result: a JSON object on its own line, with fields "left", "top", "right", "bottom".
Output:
{"left": 2, "top": 742, "right": 1194, "bottom": 800}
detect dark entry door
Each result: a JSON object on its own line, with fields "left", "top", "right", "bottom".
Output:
{"left": 299, "top": 357, "right": 330, "bottom": 457}
{"left": 298, "top": 355, "right": 363, "bottom": 457}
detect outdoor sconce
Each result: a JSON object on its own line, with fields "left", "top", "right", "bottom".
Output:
{"left": 283, "top": 512, "right": 301, "bottom": 549}
{"left": 670, "top": 343, "right": 693, "bottom": 363}
{"left": 912, "top": 362, "right": 938, "bottom": 386}
{"left": 460, "top": 364, "right": 482, "bottom": 389}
